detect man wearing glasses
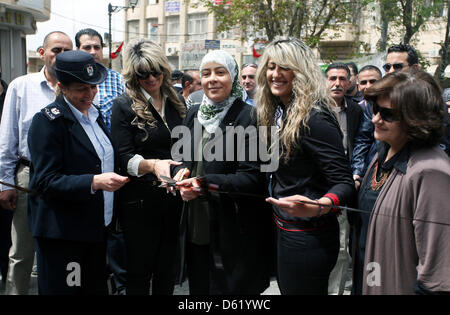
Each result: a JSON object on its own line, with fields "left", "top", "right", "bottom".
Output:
{"left": 351, "top": 65, "right": 383, "bottom": 189}
{"left": 352, "top": 44, "right": 419, "bottom": 190}
{"left": 240, "top": 63, "right": 258, "bottom": 106}
{"left": 383, "top": 44, "right": 418, "bottom": 74}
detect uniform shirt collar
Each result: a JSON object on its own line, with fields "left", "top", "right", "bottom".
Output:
{"left": 64, "top": 95, "right": 99, "bottom": 123}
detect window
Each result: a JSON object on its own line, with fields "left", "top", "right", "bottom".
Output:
{"left": 128, "top": 0, "right": 144, "bottom": 7}
{"left": 216, "top": 20, "right": 235, "bottom": 40}
{"left": 128, "top": 20, "right": 140, "bottom": 40}
{"left": 147, "top": 18, "right": 159, "bottom": 42}
{"left": 166, "top": 16, "right": 180, "bottom": 42}
{"left": 188, "top": 13, "right": 208, "bottom": 41}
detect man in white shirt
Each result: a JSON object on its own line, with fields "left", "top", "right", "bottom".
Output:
{"left": 0, "top": 31, "right": 72, "bottom": 294}
{"left": 240, "top": 63, "right": 257, "bottom": 106}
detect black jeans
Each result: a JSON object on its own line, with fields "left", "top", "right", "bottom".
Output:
{"left": 106, "top": 229, "right": 127, "bottom": 294}
{"left": 120, "top": 188, "right": 181, "bottom": 295}
{"left": 276, "top": 216, "right": 340, "bottom": 295}
{"left": 0, "top": 208, "right": 13, "bottom": 282}
{"left": 34, "top": 237, "right": 107, "bottom": 295}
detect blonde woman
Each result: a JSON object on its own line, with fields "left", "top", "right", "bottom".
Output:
{"left": 259, "top": 38, "right": 356, "bottom": 294}
{"left": 110, "top": 38, "right": 185, "bottom": 295}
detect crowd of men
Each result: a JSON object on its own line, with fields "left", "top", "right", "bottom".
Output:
{"left": 0, "top": 28, "right": 449, "bottom": 295}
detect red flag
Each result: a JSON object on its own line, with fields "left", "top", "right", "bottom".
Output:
{"left": 253, "top": 45, "right": 261, "bottom": 58}
{"left": 111, "top": 42, "right": 124, "bottom": 59}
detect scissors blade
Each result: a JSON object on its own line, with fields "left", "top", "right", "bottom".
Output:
{"left": 159, "top": 175, "right": 177, "bottom": 185}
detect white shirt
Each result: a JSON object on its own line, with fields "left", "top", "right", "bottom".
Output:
{"left": 0, "top": 68, "right": 55, "bottom": 191}
{"left": 66, "top": 97, "right": 115, "bottom": 226}
{"left": 332, "top": 98, "right": 348, "bottom": 155}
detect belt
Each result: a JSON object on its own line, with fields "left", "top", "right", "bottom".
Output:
{"left": 18, "top": 158, "right": 30, "bottom": 167}
{"left": 273, "top": 213, "right": 326, "bottom": 232}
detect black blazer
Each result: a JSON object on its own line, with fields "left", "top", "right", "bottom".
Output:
{"left": 110, "top": 93, "right": 184, "bottom": 201}
{"left": 173, "top": 98, "right": 274, "bottom": 294}
{"left": 27, "top": 94, "right": 120, "bottom": 243}
{"left": 345, "top": 96, "right": 363, "bottom": 159}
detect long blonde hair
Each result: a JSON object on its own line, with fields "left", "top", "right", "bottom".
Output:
{"left": 255, "top": 37, "right": 335, "bottom": 161}
{"left": 122, "top": 38, "right": 185, "bottom": 139}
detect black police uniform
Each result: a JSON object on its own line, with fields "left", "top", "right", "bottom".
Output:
{"left": 27, "top": 51, "right": 119, "bottom": 295}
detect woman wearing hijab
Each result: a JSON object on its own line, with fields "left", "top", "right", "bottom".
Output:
{"left": 27, "top": 50, "right": 129, "bottom": 295}
{"left": 174, "top": 50, "right": 273, "bottom": 295}
{"left": 257, "top": 38, "right": 355, "bottom": 295}
{"left": 110, "top": 38, "right": 185, "bottom": 295}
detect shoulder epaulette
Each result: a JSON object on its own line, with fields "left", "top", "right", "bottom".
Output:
{"left": 41, "top": 105, "right": 63, "bottom": 121}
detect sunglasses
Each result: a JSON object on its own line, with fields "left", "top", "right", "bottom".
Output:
{"left": 371, "top": 101, "right": 399, "bottom": 122}
{"left": 382, "top": 63, "right": 404, "bottom": 72}
{"left": 359, "top": 79, "right": 377, "bottom": 85}
{"left": 136, "top": 70, "right": 162, "bottom": 80}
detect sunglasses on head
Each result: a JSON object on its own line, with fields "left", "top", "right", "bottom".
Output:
{"left": 136, "top": 70, "right": 162, "bottom": 80}
{"left": 382, "top": 63, "right": 404, "bottom": 72}
{"left": 371, "top": 101, "right": 399, "bottom": 122}
{"left": 359, "top": 79, "right": 377, "bottom": 85}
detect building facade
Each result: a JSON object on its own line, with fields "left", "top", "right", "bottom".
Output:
{"left": 124, "top": 0, "right": 449, "bottom": 76}
{"left": 124, "top": 0, "right": 256, "bottom": 70}
{"left": 0, "top": 0, "right": 51, "bottom": 83}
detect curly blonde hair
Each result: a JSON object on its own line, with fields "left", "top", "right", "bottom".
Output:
{"left": 255, "top": 37, "right": 336, "bottom": 161}
{"left": 122, "top": 38, "right": 185, "bottom": 139}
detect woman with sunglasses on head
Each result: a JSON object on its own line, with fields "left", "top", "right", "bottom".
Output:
{"left": 355, "top": 70, "right": 450, "bottom": 295}
{"left": 110, "top": 38, "right": 186, "bottom": 295}
{"left": 258, "top": 37, "right": 356, "bottom": 295}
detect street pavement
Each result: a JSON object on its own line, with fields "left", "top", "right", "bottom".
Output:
{"left": 0, "top": 273, "right": 280, "bottom": 295}
{"left": 1, "top": 274, "right": 353, "bottom": 295}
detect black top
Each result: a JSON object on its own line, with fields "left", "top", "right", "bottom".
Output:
{"left": 110, "top": 93, "right": 183, "bottom": 200}
{"left": 355, "top": 141, "right": 410, "bottom": 282}
{"left": 0, "top": 79, "right": 8, "bottom": 120}
{"left": 172, "top": 98, "right": 274, "bottom": 293}
{"left": 271, "top": 103, "right": 356, "bottom": 222}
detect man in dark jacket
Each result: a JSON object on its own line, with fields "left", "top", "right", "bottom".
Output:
{"left": 325, "top": 62, "right": 362, "bottom": 295}
{"left": 350, "top": 65, "right": 382, "bottom": 188}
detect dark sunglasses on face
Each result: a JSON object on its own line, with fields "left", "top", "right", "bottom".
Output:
{"left": 371, "top": 101, "right": 400, "bottom": 122}
{"left": 359, "top": 79, "right": 377, "bottom": 85}
{"left": 382, "top": 63, "right": 404, "bottom": 72}
{"left": 136, "top": 70, "right": 162, "bottom": 80}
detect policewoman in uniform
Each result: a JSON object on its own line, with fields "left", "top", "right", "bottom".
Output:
{"left": 27, "top": 50, "right": 129, "bottom": 295}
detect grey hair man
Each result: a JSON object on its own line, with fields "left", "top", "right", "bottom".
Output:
{"left": 240, "top": 63, "right": 258, "bottom": 106}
